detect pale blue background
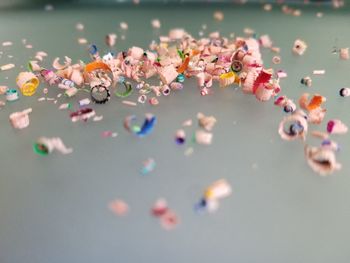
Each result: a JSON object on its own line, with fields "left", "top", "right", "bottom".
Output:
{"left": 0, "top": 2, "right": 349, "bottom": 263}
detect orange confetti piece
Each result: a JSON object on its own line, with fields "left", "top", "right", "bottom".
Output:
{"left": 108, "top": 199, "right": 129, "bottom": 216}
{"left": 177, "top": 56, "right": 190, "bottom": 74}
{"left": 307, "top": 95, "right": 325, "bottom": 111}
{"left": 192, "top": 49, "right": 201, "bottom": 56}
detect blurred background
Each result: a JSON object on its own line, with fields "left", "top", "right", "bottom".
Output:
{"left": 1, "top": 1, "right": 349, "bottom": 263}
{"left": 0, "top": 0, "right": 338, "bottom": 9}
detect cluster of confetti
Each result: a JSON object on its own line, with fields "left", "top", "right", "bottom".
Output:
{"left": 0, "top": 2, "right": 349, "bottom": 231}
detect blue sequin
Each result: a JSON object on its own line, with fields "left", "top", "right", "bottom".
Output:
{"left": 118, "top": 76, "right": 125, "bottom": 83}
{"left": 88, "top": 44, "right": 98, "bottom": 55}
{"left": 176, "top": 74, "right": 185, "bottom": 83}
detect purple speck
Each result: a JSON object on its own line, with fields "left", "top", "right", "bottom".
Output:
{"left": 327, "top": 120, "right": 335, "bottom": 133}
{"left": 175, "top": 137, "right": 185, "bottom": 145}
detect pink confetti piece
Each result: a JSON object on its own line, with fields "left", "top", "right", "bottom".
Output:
{"left": 151, "top": 199, "right": 179, "bottom": 230}
{"left": 101, "top": 131, "right": 118, "bottom": 138}
{"left": 160, "top": 210, "right": 179, "bottom": 230}
{"left": 108, "top": 199, "right": 129, "bottom": 216}
{"left": 122, "top": 100, "right": 137, "bottom": 106}
{"left": 151, "top": 198, "right": 168, "bottom": 217}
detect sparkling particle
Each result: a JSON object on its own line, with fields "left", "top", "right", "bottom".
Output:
{"left": 151, "top": 19, "right": 161, "bottom": 29}
{"left": 76, "top": 23, "right": 84, "bottom": 31}
{"left": 120, "top": 22, "right": 128, "bottom": 30}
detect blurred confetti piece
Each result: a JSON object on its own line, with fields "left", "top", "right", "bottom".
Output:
{"left": 151, "top": 198, "right": 179, "bottom": 230}
{"left": 160, "top": 210, "right": 179, "bottom": 230}
{"left": 2, "top": 41, "right": 13, "bottom": 47}
{"left": 182, "top": 119, "right": 192, "bottom": 127}
{"left": 93, "top": 115, "right": 103, "bottom": 122}
{"left": 101, "top": 131, "right": 118, "bottom": 138}
{"left": 141, "top": 158, "right": 156, "bottom": 175}
{"left": 108, "top": 199, "right": 129, "bottom": 216}
{"left": 151, "top": 198, "right": 168, "bottom": 217}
